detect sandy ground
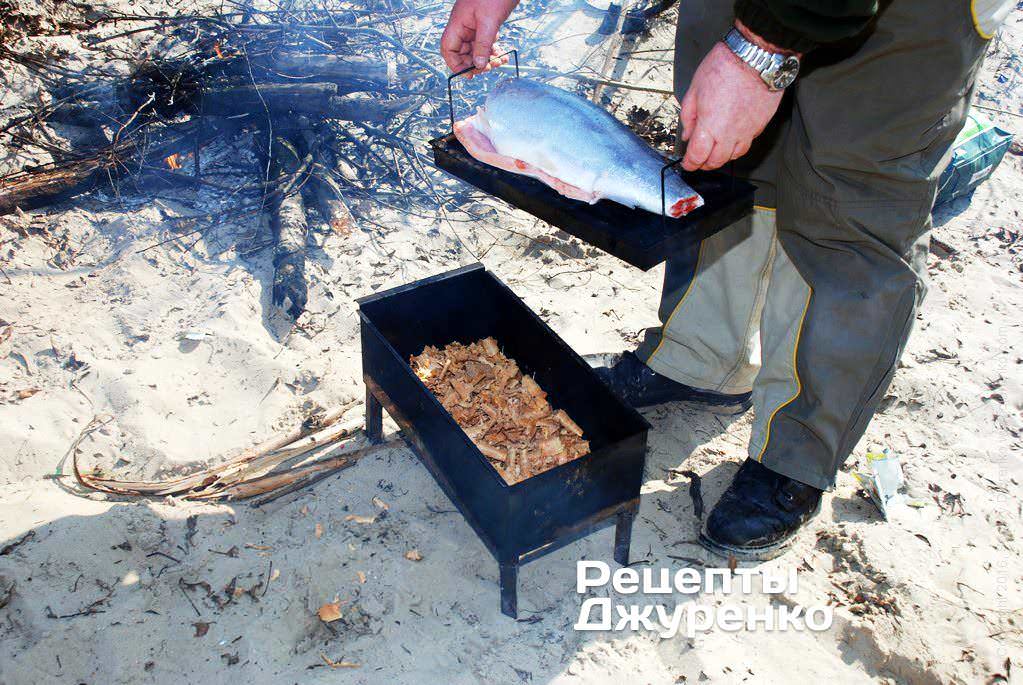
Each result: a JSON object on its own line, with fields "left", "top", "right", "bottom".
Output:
{"left": 1, "top": 1, "right": 1022, "bottom": 683}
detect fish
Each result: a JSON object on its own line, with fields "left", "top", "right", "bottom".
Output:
{"left": 453, "top": 78, "right": 703, "bottom": 217}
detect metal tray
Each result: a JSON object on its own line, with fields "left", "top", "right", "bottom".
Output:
{"left": 430, "top": 55, "right": 756, "bottom": 270}
{"left": 431, "top": 134, "right": 756, "bottom": 270}
{"left": 358, "top": 264, "right": 649, "bottom": 617}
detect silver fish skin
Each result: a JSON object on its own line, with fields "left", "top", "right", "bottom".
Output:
{"left": 469, "top": 78, "right": 702, "bottom": 216}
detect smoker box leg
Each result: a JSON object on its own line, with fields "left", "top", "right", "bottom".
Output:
{"left": 365, "top": 386, "right": 383, "bottom": 444}
{"left": 613, "top": 504, "right": 638, "bottom": 566}
{"left": 500, "top": 562, "right": 518, "bottom": 619}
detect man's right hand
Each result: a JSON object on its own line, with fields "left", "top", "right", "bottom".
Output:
{"left": 440, "top": 0, "right": 519, "bottom": 73}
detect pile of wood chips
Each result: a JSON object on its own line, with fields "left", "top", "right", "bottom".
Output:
{"left": 410, "top": 337, "right": 590, "bottom": 484}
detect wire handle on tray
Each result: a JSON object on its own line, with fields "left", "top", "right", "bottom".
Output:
{"left": 447, "top": 50, "right": 520, "bottom": 132}
{"left": 661, "top": 157, "right": 737, "bottom": 229}
{"left": 660, "top": 157, "right": 684, "bottom": 231}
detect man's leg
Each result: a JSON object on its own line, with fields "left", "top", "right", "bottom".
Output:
{"left": 702, "top": 0, "right": 994, "bottom": 557}
{"left": 638, "top": 208, "right": 776, "bottom": 396}
{"left": 603, "top": 0, "right": 789, "bottom": 407}
{"left": 752, "top": 0, "right": 990, "bottom": 491}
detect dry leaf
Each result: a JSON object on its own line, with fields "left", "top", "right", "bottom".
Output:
{"left": 15, "top": 388, "right": 40, "bottom": 400}
{"left": 345, "top": 514, "right": 376, "bottom": 524}
{"left": 371, "top": 496, "right": 389, "bottom": 510}
{"left": 404, "top": 549, "right": 423, "bottom": 562}
{"left": 300, "top": 505, "right": 309, "bottom": 516}
{"left": 356, "top": 571, "right": 366, "bottom": 584}
{"left": 245, "top": 543, "right": 272, "bottom": 551}
{"left": 317, "top": 602, "right": 343, "bottom": 623}
{"left": 314, "top": 523, "right": 324, "bottom": 539}
{"left": 321, "top": 654, "right": 360, "bottom": 669}
{"left": 193, "top": 621, "right": 210, "bottom": 637}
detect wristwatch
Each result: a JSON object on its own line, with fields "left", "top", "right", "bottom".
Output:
{"left": 723, "top": 27, "right": 800, "bottom": 91}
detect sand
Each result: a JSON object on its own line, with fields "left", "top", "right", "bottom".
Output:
{"left": 1, "top": 1, "right": 1021, "bottom": 683}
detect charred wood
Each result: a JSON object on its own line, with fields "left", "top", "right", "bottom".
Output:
{"left": 0, "top": 122, "right": 227, "bottom": 215}
{"left": 265, "top": 53, "right": 416, "bottom": 85}
{"left": 119, "top": 54, "right": 414, "bottom": 121}
{"left": 266, "top": 133, "right": 312, "bottom": 319}
{"left": 301, "top": 125, "right": 354, "bottom": 234}
{"left": 1, "top": 135, "right": 155, "bottom": 215}
{"left": 200, "top": 83, "right": 410, "bottom": 122}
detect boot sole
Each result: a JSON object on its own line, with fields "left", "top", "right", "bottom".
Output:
{"left": 697, "top": 499, "right": 822, "bottom": 562}
{"left": 697, "top": 530, "right": 794, "bottom": 561}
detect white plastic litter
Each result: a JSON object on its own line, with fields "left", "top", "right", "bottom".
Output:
{"left": 853, "top": 450, "right": 924, "bottom": 519}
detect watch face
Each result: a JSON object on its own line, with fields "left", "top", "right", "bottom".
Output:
{"left": 772, "top": 56, "right": 800, "bottom": 90}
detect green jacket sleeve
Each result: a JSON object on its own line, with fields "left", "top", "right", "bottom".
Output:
{"left": 734, "top": 0, "right": 879, "bottom": 53}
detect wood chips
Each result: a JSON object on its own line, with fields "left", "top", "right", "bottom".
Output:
{"left": 410, "top": 337, "right": 590, "bottom": 484}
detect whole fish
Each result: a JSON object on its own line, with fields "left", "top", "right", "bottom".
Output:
{"left": 454, "top": 78, "right": 703, "bottom": 217}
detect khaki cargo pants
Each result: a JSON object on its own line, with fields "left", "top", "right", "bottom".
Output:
{"left": 636, "top": 0, "right": 1006, "bottom": 489}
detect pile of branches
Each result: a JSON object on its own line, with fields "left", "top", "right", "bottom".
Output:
{"left": 69, "top": 403, "right": 401, "bottom": 506}
{"left": 0, "top": 0, "right": 462, "bottom": 319}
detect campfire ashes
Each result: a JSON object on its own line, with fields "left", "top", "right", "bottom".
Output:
{"left": 410, "top": 338, "right": 590, "bottom": 484}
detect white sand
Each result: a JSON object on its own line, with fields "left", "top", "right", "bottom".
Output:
{"left": 1, "top": 1, "right": 1022, "bottom": 683}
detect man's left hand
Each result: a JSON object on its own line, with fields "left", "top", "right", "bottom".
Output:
{"left": 679, "top": 41, "right": 784, "bottom": 172}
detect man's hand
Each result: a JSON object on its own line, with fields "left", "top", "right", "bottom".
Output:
{"left": 440, "top": 0, "right": 519, "bottom": 74}
{"left": 679, "top": 40, "right": 785, "bottom": 171}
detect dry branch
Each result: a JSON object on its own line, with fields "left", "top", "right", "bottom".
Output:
{"left": 70, "top": 402, "right": 387, "bottom": 501}
{"left": 191, "top": 440, "right": 398, "bottom": 501}
{"left": 73, "top": 402, "right": 357, "bottom": 495}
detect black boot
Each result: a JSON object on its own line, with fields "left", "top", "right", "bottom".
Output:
{"left": 700, "top": 459, "right": 823, "bottom": 560}
{"left": 591, "top": 352, "right": 752, "bottom": 410}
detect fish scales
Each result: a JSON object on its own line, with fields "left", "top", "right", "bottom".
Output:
{"left": 454, "top": 78, "right": 703, "bottom": 217}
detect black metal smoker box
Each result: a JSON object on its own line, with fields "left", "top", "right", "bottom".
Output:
{"left": 358, "top": 264, "right": 650, "bottom": 618}
{"left": 429, "top": 55, "right": 758, "bottom": 271}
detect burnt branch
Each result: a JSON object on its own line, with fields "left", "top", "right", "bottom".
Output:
{"left": 304, "top": 126, "right": 355, "bottom": 234}
{"left": 0, "top": 127, "right": 180, "bottom": 215}
{"left": 202, "top": 84, "right": 412, "bottom": 122}
{"left": 266, "top": 132, "right": 313, "bottom": 319}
